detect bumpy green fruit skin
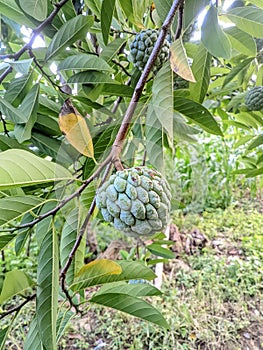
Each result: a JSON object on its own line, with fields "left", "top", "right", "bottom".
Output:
{"left": 129, "top": 29, "right": 170, "bottom": 73}
{"left": 245, "top": 86, "right": 263, "bottom": 111}
{"left": 96, "top": 167, "right": 171, "bottom": 237}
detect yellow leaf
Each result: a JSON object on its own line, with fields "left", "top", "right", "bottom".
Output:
{"left": 170, "top": 39, "right": 196, "bottom": 82}
{"left": 59, "top": 99, "right": 95, "bottom": 160}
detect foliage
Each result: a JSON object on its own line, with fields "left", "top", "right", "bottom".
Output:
{"left": 0, "top": 0, "right": 263, "bottom": 348}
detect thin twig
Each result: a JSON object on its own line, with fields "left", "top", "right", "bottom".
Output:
{"left": 0, "top": 294, "right": 36, "bottom": 320}
{"left": 0, "top": 0, "right": 70, "bottom": 83}
{"left": 110, "top": 0, "right": 184, "bottom": 168}
{"left": 175, "top": 1, "right": 184, "bottom": 40}
{"left": 112, "top": 59, "right": 132, "bottom": 77}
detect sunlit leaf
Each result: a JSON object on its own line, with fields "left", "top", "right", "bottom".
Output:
{"left": 224, "top": 27, "right": 257, "bottom": 57}
{"left": 170, "top": 39, "right": 196, "bottom": 82}
{"left": 57, "top": 54, "right": 113, "bottom": 72}
{"left": 201, "top": 5, "right": 231, "bottom": 59}
{"left": 0, "top": 98, "right": 27, "bottom": 123}
{"left": 0, "top": 270, "right": 35, "bottom": 304}
{"left": 9, "top": 58, "right": 33, "bottom": 75}
{"left": 226, "top": 7, "right": 263, "bottom": 38}
{"left": 70, "top": 259, "right": 122, "bottom": 291}
{"left": 19, "top": 0, "right": 47, "bottom": 21}
{"left": 0, "top": 149, "right": 72, "bottom": 190}
{"left": 222, "top": 58, "right": 254, "bottom": 87}
{"left": 70, "top": 260, "right": 156, "bottom": 291}
{"left": 151, "top": 62, "right": 173, "bottom": 141}
{"left": 45, "top": 15, "right": 94, "bottom": 60}
{"left": 0, "top": 196, "right": 44, "bottom": 226}
{"left": 59, "top": 99, "right": 95, "bottom": 159}
{"left": 189, "top": 44, "right": 211, "bottom": 103}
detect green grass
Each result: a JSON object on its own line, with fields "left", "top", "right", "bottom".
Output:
{"left": 59, "top": 204, "right": 263, "bottom": 350}
{"left": 1, "top": 203, "right": 262, "bottom": 350}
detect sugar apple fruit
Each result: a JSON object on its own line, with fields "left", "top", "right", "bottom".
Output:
{"left": 129, "top": 29, "right": 170, "bottom": 73}
{"left": 245, "top": 86, "right": 263, "bottom": 111}
{"left": 96, "top": 167, "right": 171, "bottom": 237}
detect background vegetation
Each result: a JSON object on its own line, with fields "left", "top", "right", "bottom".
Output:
{"left": 0, "top": 0, "right": 263, "bottom": 349}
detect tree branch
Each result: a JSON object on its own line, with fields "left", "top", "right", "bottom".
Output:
{"left": 0, "top": 294, "right": 36, "bottom": 320}
{"left": 110, "top": 0, "right": 184, "bottom": 169}
{"left": 175, "top": 1, "right": 185, "bottom": 40}
{"left": 0, "top": 0, "right": 70, "bottom": 84}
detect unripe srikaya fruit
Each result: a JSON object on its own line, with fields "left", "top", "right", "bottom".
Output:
{"left": 129, "top": 29, "right": 170, "bottom": 73}
{"left": 96, "top": 167, "right": 171, "bottom": 237}
{"left": 245, "top": 86, "right": 263, "bottom": 111}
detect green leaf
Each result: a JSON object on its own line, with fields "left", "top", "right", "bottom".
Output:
{"left": 0, "top": 149, "right": 72, "bottom": 190}
{"left": 0, "top": 326, "right": 9, "bottom": 350}
{"left": 4, "top": 71, "right": 34, "bottom": 106}
{"left": 19, "top": 0, "right": 47, "bottom": 21}
{"left": 101, "top": 0, "right": 116, "bottom": 45}
{"left": 247, "top": 135, "right": 263, "bottom": 150}
{"left": 0, "top": 98, "right": 27, "bottom": 123}
{"left": 24, "top": 317, "right": 43, "bottom": 350}
{"left": 0, "top": 0, "right": 36, "bottom": 28}
{"left": 9, "top": 58, "right": 34, "bottom": 75}
{"left": 45, "top": 15, "right": 94, "bottom": 61}
{"left": 60, "top": 208, "right": 86, "bottom": 285}
{"left": 222, "top": 58, "right": 254, "bottom": 88}
{"left": 31, "top": 132, "right": 75, "bottom": 165}
{"left": 201, "top": 5, "right": 231, "bottom": 59}
{"left": 174, "top": 97, "right": 223, "bottom": 136}
{"left": 35, "top": 201, "right": 57, "bottom": 248}
{"left": 89, "top": 292, "right": 169, "bottom": 328}
{"left": 173, "top": 112, "right": 199, "bottom": 143}
{"left": 224, "top": 27, "right": 257, "bottom": 57}
{"left": 154, "top": 0, "right": 172, "bottom": 23}
{"left": 189, "top": 44, "right": 211, "bottom": 103}
{"left": 145, "top": 107, "right": 164, "bottom": 172}
{"left": 57, "top": 54, "right": 113, "bottom": 72}
{"left": 14, "top": 84, "right": 39, "bottom": 143}
{"left": 0, "top": 270, "right": 34, "bottom": 304}
{"left": 95, "top": 281, "right": 162, "bottom": 297}
{"left": 70, "top": 260, "right": 156, "bottom": 291}
{"left": 100, "top": 83, "right": 134, "bottom": 97}
{"left": 226, "top": 7, "right": 263, "bottom": 38}
{"left": 0, "top": 196, "right": 44, "bottom": 226}
{"left": 70, "top": 259, "right": 122, "bottom": 291}
{"left": 249, "top": 0, "right": 263, "bottom": 9}
{"left": 0, "top": 135, "right": 28, "bottom": 151}
{"left": 100, "top": 37, "right": 126, "bottom": 62}
{"left": 0, "top": 234, "right": 16, "bottom": 250}
{"left": 36, "top": 226, "right": 59, "bottom": 350}
{"left": 151, "top": 62, "right": 173, "bottom": 141}
{"left": 33, "top": 114, "right": 61, "bottom": 137}
{"left": 80, "top": 182, "right": 96, "bottom": 209}
{"left": 68, "top": 71, "right": 113, "bottom": 84}
{"left": 56, "top": 310, "right": 74, "bottom": 343}
{"left": 246, "top": 167, "right": 263, "bottom": 177}
{"left": 146, "top": 243, "right": 175, "bottom": 259}
{"left": 39, "top": 96, "right": 61, "bottom": 118}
